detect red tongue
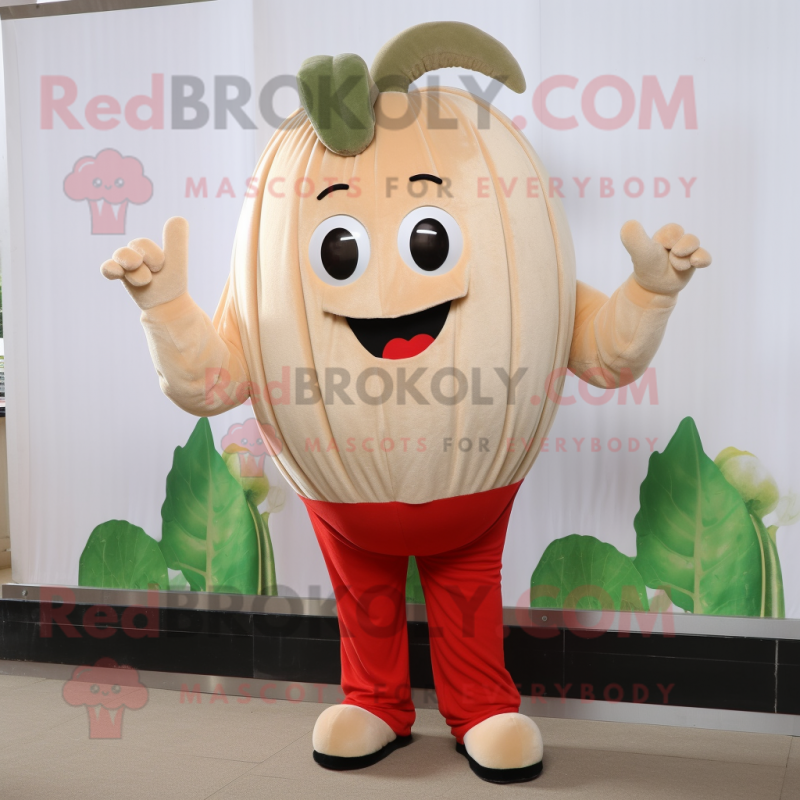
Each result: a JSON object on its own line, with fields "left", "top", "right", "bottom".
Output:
{"left": 382, "top": 334, "right": 435, "bottom": 360}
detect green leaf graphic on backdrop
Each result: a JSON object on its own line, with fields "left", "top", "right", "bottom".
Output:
{"left": 530, "top": 534, "right": 649, "bottom": 611}
{"left": 406, "top": 556, "right": 425, "bottom": 604}
{"left": 750, "top": 512, "right": 784, "bottom": 618}
{"left": 251, "top": 506, "right": 278, "bottom": 596}
{"left": 79, "top": 520, "right": 168, "bottom": 590}
{"left": 633, "top": 417, "right": 762, "bottom": 616}
{"left": 160, "top": 418, "right": 259, "bottom": 594}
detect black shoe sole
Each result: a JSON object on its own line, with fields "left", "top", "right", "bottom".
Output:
{"left": 313, "top": 734, "right": 413, "bottom": 771}
{"left": 456, "top": 742, "right": 543, "bottom": 784}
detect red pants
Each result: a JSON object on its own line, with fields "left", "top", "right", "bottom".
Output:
{"left": 302, "top": 482, "right": 522, "bottom": 743}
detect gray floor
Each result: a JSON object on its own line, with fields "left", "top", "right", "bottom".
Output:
{"left": 0, "top": 673, "right": 797, "bottom": 799}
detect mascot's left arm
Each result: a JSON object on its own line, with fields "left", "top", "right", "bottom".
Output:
{"left": 569, "top": 220, "right": 711, "bottom": 387}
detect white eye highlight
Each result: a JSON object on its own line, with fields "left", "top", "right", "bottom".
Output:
{"left": 397, "top": 206, "right": 463, "bottom": 276}
{"left": 308, "top": 215, "right": 370, "bottom": 286}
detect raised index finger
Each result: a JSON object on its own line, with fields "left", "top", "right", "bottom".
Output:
{"left": 162, "top": 217, "right": 189, "bottom": 271}
{"left": 620, "top": 220, "right": 662, "bottom": 263}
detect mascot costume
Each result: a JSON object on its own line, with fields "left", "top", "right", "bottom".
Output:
{"left": 102, "top": 22, "right": 711, "bottom": 784}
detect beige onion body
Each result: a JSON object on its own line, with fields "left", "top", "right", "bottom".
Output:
{"left": 227, "top": 88, "right": 576, "bottom": 504}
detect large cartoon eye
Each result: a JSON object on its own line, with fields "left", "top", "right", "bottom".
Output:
{"left": 114, "top": 178, "right": 125, "bottom": 188}
{"left": 309, "top": 215, "right": 370, "bottom": 287}
{"left": 111, "top": 685, "right": 121, "bottom": 694}
{"left": 398, "top": 206, "right": 463, "bottom": 276}
{"left": 92, "top": 178, "right": 102, "bottom": 188}
{"left": 90, "top": 684, "right": 100, "bottom": 693}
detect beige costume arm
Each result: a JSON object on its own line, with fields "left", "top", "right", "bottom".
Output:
{"left": 569, "top": 221, "right": 712, "bottom": 389}
{"left": 140, "top": 283, "right": 249, "bottom": 416}
{"left": 568, "top": 277, "right": 676, "bottom": 388}
{"left": 101, "top": 216, "right": 250, "bottom": 416}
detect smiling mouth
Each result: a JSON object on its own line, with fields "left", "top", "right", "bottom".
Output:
{"left": 346, "top": 301, "right": 451, "bottom": 359}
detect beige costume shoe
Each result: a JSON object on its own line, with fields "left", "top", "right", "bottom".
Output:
{"left": 312, "top": 704, "right": 412, "bottom": 770}
{"left": 458, "top": 712, "right": 544, "bottom": 783}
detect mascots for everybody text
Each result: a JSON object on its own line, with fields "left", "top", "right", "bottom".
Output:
{"left": 102, "top": 22, "right": 711, "bottom": 784}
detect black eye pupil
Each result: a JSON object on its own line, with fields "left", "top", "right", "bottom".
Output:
{"left": 321, "top": 227, "right": 358, "bottom": 281}
{"left": 409, "top": 218, "right": 449, "bottom": 271}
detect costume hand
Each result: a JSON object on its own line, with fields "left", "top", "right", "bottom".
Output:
{"left": 621, "top": 220, "right": 711, "bottom": 296}
{"left": 100, "top": 217, "right": 189, "bottom": 310}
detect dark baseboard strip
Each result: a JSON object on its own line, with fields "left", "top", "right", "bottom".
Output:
{"left": 1, "top": 597, "right": 798, "bottom": 720}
